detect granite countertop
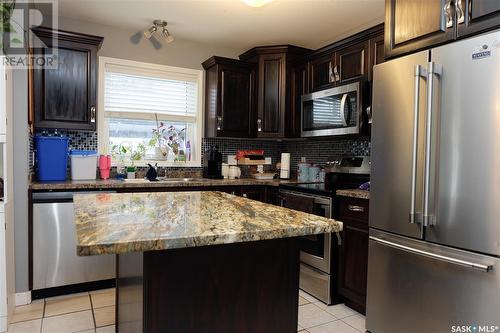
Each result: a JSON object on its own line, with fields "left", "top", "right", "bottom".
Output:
{"left": 336, "top": 189, "right": 370, "bottom": 200}
{"left": 30, "top": 178, "right": 297, "bottom": 191}
{"left": 74, "top": 191, "right": 342, "bottom": 256}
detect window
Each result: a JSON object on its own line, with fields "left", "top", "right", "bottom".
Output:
{"left": 98, "top": 57, "right": 203, "bottom": 167}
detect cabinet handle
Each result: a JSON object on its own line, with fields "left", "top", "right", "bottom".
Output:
{"left": 328, "top": 62, "right": 334, "bottom": 83}
{"left": 333, "top": 66, "right": 340, "bottom": 82}
{"left": 348, "top": 204, "right": 365, "bottom": 212}
{"left": 444, "top": 0, "right": 453, "bottom": 28}
{"left": 257, "top": 118, "right": 262, "bottom": 132}
{"left": 455, "top": 0, "right": 464, "bottom": 24}
{"left": 217, "top": 116, "right": 222, "bottom": 131}
{"left": 90, "top": 107, "right": 96, "bottom": 123}
{"left": 242, "top": 193, "right": 247, "bottom": 198}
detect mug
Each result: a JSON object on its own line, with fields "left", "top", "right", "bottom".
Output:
{"left": 229, "top": 166, "right": 241, "bottom": 179}
{"left": 222, "top": 163, "right": 229, "bottom": 179}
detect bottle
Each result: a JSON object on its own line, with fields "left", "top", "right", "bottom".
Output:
{"left": 186, "top": 140, "right": 191, "bottom": 161}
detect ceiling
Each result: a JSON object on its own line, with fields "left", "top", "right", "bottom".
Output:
{"left": 57, "top": 0, "right": 385, "bottom": 52}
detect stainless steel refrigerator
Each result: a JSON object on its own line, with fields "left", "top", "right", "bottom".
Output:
{"left": 367, "top": 30, "right": 500, "bottom": 333}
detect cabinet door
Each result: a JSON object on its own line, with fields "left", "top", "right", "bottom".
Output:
{"left": 457, "top": 0, "right": 500, "bottom": 38}
{"left": 240, "top": 186, "right": 266, "bottom": 203}
{"left": 33, "top": 42, "right": 97, "bottom": 130}
{"left": 289, "top": 62, "right": 308, "bottom": 138}
{"left": 369, "top": 33, "right": 385, "bottom": 81}
{"left": 309, "top": 53, "right": 334, "bottom": 91}
{"left": 385, "top": 0, "right": 455, "bottom": 59}
{"left": 257, "top": 54, "right": 286, "bottom": 137}
{"left": 219, "top": 66, "right": 253, "bottom": 137}
{"left": 335, "top": 41, "right": 369, "bottom": 85}
{"left": 338, "top": 222, "right": 368, "bottom": 314}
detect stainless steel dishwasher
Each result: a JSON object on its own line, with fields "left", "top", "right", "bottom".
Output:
{"left": 32, "top": 192, "right": 116, "bottom": 291}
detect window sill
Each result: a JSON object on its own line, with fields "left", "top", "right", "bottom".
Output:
{"left": 112, "top": 160, "right": 202, "bottom": 168}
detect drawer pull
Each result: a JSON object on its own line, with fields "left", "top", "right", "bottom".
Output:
{"left": 348, "top": 204, "right": 365, "bottom": 212}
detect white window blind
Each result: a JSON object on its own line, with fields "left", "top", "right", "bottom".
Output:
{"left": 98, "top": 57, "right": 203, "bottom": 167}
{"left": 104, "top": 64, "right": 198, "bottom": 118}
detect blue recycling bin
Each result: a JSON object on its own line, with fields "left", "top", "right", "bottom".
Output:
{"left": 35, "top": 135, "right": 69, "bottom": 181}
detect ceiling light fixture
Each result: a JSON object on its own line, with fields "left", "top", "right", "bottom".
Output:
{"left": 240, "top": 0, "right": 274, "bottom": 7}
{"left": 144, "top": 20, "right": 174, "bottom": 43}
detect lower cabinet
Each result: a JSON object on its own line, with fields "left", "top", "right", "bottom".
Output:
{"left": 336, "top": 196, "right": 369, "bottom": 314}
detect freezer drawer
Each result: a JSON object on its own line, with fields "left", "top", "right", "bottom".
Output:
{"left": 33, "top": 202, "right": 115, "bottom": 290}
{"left": 366, "top": 230, "right": 499, "bottom": 333}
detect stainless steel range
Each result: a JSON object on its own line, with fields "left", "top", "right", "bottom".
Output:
{"left": 279, "top": 156, "right": 370, "bottom": 304}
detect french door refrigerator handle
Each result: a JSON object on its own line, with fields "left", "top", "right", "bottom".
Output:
{"left": 369, "top": 236, "right": 493, "bottom": 272}
{"left": 423, "top": 62, "right": 442, "bottom": 227}
{"left": 410, "top": 64, "right": 427, "bottom": 224}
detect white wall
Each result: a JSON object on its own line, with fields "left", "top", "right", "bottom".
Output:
{"left": 12, "top": 69, "right": 29, "bottom": 293}
{"left": 58, "top": 17, "right": 242, "bottom": 69}
{"left": 12, "top": 17, "right": 241, "bottom": 293}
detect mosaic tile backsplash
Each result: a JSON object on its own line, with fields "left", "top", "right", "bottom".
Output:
{"left": 31, "top": 129, "right": 370, "bottom": 179}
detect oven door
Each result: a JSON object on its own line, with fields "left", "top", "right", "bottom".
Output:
{"left": 279, "top": 190, "right": 332, "bottom": 273}
{"left": 301, "top": 81, "right": 360, "bottom": 137}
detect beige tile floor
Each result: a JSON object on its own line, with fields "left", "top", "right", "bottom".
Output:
{"left": 8, "top": 289, "right": 115, "bottom": 333}
{"left": 8, "top": 288, "right": 364, "bottom": 333}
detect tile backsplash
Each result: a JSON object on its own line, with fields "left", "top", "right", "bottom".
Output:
{"left": 30, "top": 129, "right": 370, "bottom": 179}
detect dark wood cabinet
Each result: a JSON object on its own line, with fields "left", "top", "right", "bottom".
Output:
{"left": 336, "top": 196, "right": 369, "bottom": 314}
{"left": 258, "top": 53, "right": 285, "bottom": 137}
{"left": 385, "top": 0, "right": 500, "bottom": 59}
{"left": 457, "top": 0, "right": 500, "bottom": 38}
{"left": 239, "top": 46, "right": 311, "bottom": 138}
{"left": 307, "top": 25, "right": 384, "bottom": 92}
{"left": 202, "top": 57, "right": 255, "bottom": 138}
{"left": 335, "top": 41, "right": 369, "bottom": 85}
{"left": 31, "top": 27, "right": 103, "bottom": 131}
{"left": 290, "top": 61, "right": 309, "bottom": 138}
{"left": 385, "top": 0, "right": 454, "bottom": 59}
{"left": 369, "top": 33, "right": 385, "bottom": 81}
{"left": 240, "top": 186, "right": 267, "bottom": 202}
{"left": 309, "top": 53, "right": 334, "bottom": 91}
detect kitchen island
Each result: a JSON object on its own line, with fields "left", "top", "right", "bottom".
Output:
{"left": 74, "top": 191, "right": 342, "bottom": 333}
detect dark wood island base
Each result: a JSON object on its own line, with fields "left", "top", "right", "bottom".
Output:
{"left": 116, "top": 238, "right": 300, "bottom": 333}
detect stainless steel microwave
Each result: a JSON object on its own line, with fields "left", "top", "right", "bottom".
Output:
{"left": 301, "top": 81, "right": 361, "bottom": 137}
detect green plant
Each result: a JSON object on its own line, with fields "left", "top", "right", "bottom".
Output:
{"left": 0, "top": 1, "right": 22, "bottom": 55}
{"left": 110, "top": 142, "right": 147, "bottom": 165}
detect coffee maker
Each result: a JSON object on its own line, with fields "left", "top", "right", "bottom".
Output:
{"left": 203, "top": 146, "right": 223, "bottom": 179}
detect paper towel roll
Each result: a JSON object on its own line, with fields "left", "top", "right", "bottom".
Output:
{"left": 280, "top": 153, "right": 290, "bottom": 179}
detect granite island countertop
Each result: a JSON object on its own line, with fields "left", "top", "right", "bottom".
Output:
{"left": 74, "top": 191, "right": 342, "bottom": 256}
{"left": 31, "top": 178, "right": 297, "bottom": 191}
{"left": 336, "top": 189, "right": 370, "bottom": 199}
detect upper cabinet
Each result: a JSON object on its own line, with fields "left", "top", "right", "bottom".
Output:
{"left": 385, "top": 0, "right": 454, "bottom": 59}
{"left": 335, "top": 40, "right": 369, "bottom": 85}
{"left": 202, "top": 56, "right": 255, "bottom": 138}
{"left": 239, "top": 46, "right": 311, "bottom": 138}
{"left": 203, "top": 25, "right": 383, "bottom": 139}
{"left": 309, "top": 53, "right": 334, "bottom": 91}
{"left": 456, "top": 0, "right": 500, "bottom": 38}
{"left": 308, "top": 25, "right": 384, "bottom": 92}
{"left": 385, "top": 0, "right": 500, "bottom": 59}
{"left": 31, "top": 27, "right": 103, "bottom": 131}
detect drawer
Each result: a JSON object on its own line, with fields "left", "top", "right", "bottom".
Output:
{"left": 337, "top": 196, "right": 369, "bottom": 223}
